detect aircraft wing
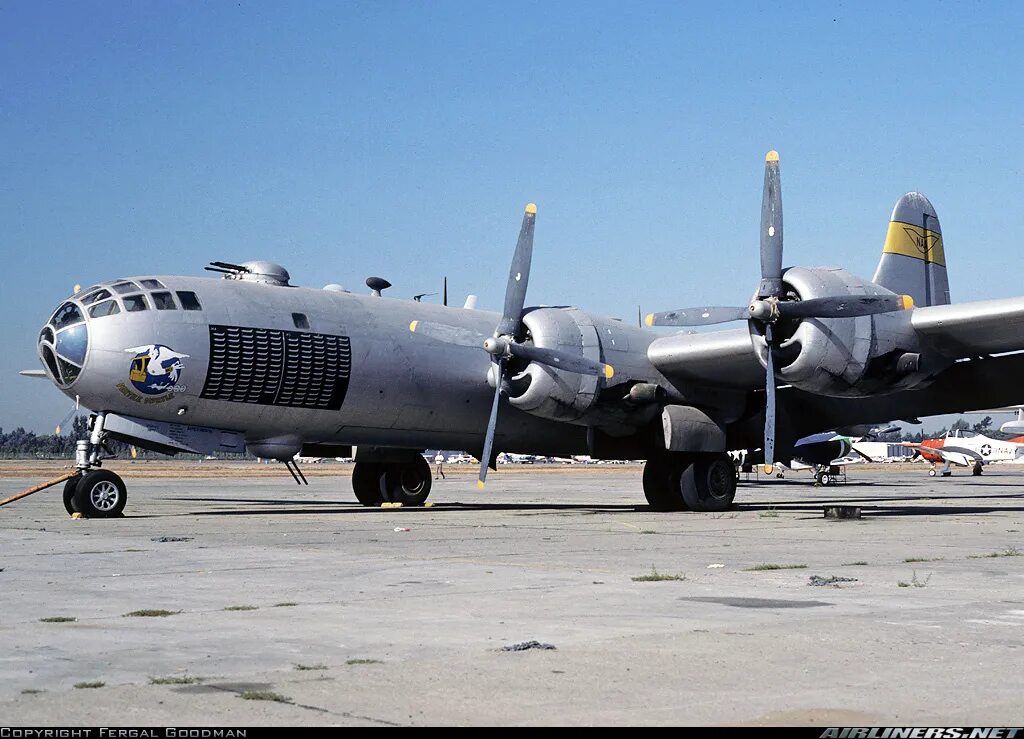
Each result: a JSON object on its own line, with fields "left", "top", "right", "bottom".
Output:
{"left": 912, "top": 297, "right": 1024, "bottom": 357}
{"left": 647, "top": 297, "right": 1024, "bottom": 392}
{"left": 901, "top": 443, "right": 979, "bottom": 467}
{"left": 647, "top": 328, "right": 763, "bottom": 389}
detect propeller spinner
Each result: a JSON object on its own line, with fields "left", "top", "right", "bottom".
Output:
{"left": 645, "top": 152, "right": 914, "bottom": 470}
{"left": 410, "top": 204, "right": 614, "bottom": 488}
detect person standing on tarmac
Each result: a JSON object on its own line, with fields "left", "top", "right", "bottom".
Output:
{"left": 434, "top": 452, "right": 445, "bottom": 480}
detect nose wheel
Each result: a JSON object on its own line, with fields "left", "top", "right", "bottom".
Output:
{"left": 72, "top": 469, "right": 127, "bottom": 517}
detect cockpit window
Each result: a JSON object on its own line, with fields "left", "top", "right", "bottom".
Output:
{"left": 57, "top": 357, "right": 81, "bottom": 384}
{"left": 141, "top": 279, "right": 166, "bottom": 289}
{"left": 152, "top": 291, "right": 177, "bottom": 310}
{"left": 80, "top": 289, "right": 112, "bottom": 306}
{"left": 176, "top": 291, "right": 202, "bottom": 310}
{"left": 123, "top": 294, "right": 149, "bottom": 312}
{"left": 89, "top": 299, "right": 121, "bottom": 318}
{"left": 51, "top": 302, "right": 84, "bottom": 329}
{"left": 41, "top": 345, "right": 60, "bottom": 381}
{"left": 111, "top": 281, "right": 140, "bottom": 295}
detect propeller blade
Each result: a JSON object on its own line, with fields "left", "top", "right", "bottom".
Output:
{"left": 443, "top": 276, "right": 448, "bottom": 307}
{"left": 507, "top": 343, "right": 614, "bottom": 378}
{"left": 644, "top": 306, "right": 749, "bottom": 327}
{"left": 775, "top": 294, "right": 914, "bottom": 319}
{"left": 762, "top": 323, "right": 777, "bottom": 472}
{"left": 495, "top": 204, "right": 536, "bottom": 337}
{"left": 759, "top": 150, "right": 784, "bottom": 299}
{"left": 478, "top": 360, "right": 504, "bottom": 489}
{"left": 409, "top": 320, "right": 486, "bottom": 348}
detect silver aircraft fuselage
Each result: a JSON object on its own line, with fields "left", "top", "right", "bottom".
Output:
{"left": 37, "top": 273, "right": 662, "bottom": 457}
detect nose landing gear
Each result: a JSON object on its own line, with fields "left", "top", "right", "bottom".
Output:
{"left": 67, "top": 412, "right": 127, "bottom": 518}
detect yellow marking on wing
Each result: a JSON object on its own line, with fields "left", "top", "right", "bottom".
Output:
{"left": 409, "top": 320, "right": 419, "bottom": 332}
{"left": 765, "top": 150, "right": 779, "bottom": 162}
{"left": 644, "top": 313, "right": 656, "bottom": 327}
{"left": 882, "top": 221, "right": 945, "bottom": 266}
{"left": 525, "top": 203, "right": 537, "bottom": 215}
{"left": 603, "top": 364, "right": 615, "bottom": 380}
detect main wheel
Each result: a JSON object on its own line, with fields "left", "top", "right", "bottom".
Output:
{"left": 352, "top": 462, "right": 386, "bottom": 506}
{"left": 382, "top": 457, "right": 432, "bottom": 507}
{"left": 820, "top": 472, "right": 832, "bottom": 487}
{"left": 972, "top": 463, "right": 983, "bottom": 476}
{"left": 680, "top": 453, "right": 736, "bottom": 512}
{"left": 928, "top": 468, "right": 937, "bottom": 477}
{"left": 642, "top": 455, "right": 689, "bottom": 511}
{"left": 63, "top": 476, "right": 81, "bottom": 515}
{"left": 72, "top": 470, "right": 127, "bottom": 518}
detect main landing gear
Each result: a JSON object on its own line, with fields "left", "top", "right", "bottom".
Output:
{"left": 642, "top": 452, "right": 737, "bottom": 512}
{"left": 352, "top": 454, "right": 433, "bottom": 507}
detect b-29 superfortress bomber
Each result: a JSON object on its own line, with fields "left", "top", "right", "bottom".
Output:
{"left": 25, "top": 152, "right": 1024, "bottom": 517}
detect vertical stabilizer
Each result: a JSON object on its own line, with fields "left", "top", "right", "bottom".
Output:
{"left": 872, "top": 193, "right": 949, "bottom": 307}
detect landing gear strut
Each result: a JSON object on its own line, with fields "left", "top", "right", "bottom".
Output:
{"left": 352, "top": 455, "right": 433, "bottom": 507}
{"left": 642, "top": 452, "right": 737, "bottom": 512}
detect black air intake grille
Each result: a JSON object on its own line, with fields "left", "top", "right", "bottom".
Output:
{"left": 201, "top": 325, "right": 351, "bottom": 410}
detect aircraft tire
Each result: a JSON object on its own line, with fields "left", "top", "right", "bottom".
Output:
{"left": 63, "top": 476, "right": 81, "bottom": 515}
{"left": 642, "top": 455, "right": 688, "bottom": 511}
{"left": 72, "top": 470, "right": 127, "bottom": 518}
{"left": 928, "top": 469, "right": 937, "bottom": 477}
{"left": 820, "top": 472, "right": 832, "bottom": 487}
{"left": 680, "top": 453, "right": 736, "bottom": 512}
{"left": 383, "top": 457, "right": 432, "bottom": 507}
{"left": 352, "top": 462, "right": 386, "bottom": 506}
{"left": 972, "top": 463, "right": 983, "bottom": 476}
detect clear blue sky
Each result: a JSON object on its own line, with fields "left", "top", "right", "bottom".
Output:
{"left": 2, "top": 1, "right": 1023, "bottom": 433}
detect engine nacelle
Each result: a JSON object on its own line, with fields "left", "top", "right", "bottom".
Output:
{"left": 750, "top": 266, "right": 931, "bottom": 397}
{"left": 500, "top": 308, "right": 604, "bottom": 422}
{"left": 496, "top": 307, "right": 657, "bottom": 426}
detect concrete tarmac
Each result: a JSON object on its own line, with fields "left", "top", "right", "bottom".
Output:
{"left": 0, "top": 464, "right": 1022, "bottom": 726}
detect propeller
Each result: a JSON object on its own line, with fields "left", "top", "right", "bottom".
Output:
{"left": 645, "top": 151, "right": 915, "bottom": 471}
{"left": 410, "top": 204, "right": 614, "bottom": 488}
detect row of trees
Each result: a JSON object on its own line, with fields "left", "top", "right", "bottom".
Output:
{"left": 0, "top": 416, "right": 135, "bottom": 459}
{"left": 0, "top": 415, "right": 1017, "bottom": 459}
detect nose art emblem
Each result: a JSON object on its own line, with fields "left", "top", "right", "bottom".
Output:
{"left": 123, "top": 344, "right": 189, "bottom": 397}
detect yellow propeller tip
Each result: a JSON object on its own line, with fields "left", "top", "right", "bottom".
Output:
{"left": 765, "top": 150, "right": 779, "bottom": 162}
{"left": 603, "top": 364, "right": 615, "bottom": 380}
{"left": 525, "top": 203, "right": 537, "bottom": 215}
{"left": 73, "top": 284, "right": 81, "bottom": 294}
{"left": 476, "top": 479, "right": 485, "bottom": 490}
{"left": 644, "top": 313, "right": 655, "bottom": 327}
{"left": 900, "top": 295, "right": 914, "bottom": 310}
{"left": 409, "top": 320, "right": 418, "bottom": 332}
{"left": 762, "top": 464, "right": 775, "bottom": 474}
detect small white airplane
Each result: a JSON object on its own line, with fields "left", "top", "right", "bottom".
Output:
{"left": 902, "top": 429, "right": 1024, "bottom": 476}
